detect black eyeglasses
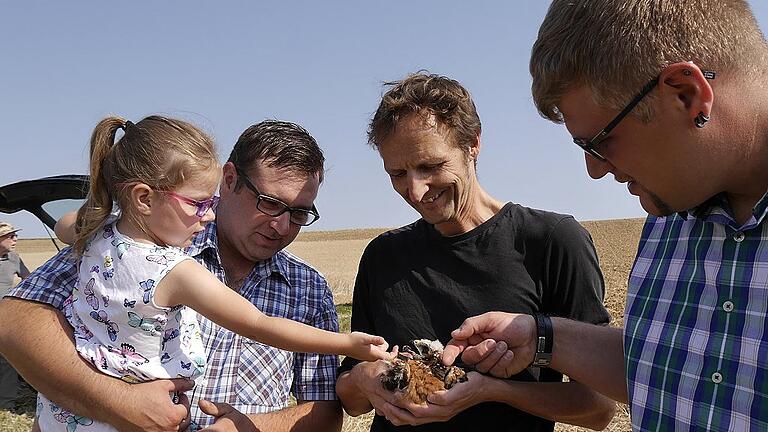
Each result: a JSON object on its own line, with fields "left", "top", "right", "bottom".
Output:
{"left": 573, "top": 70, "right": 716, "bottom": 162}
{"left": 234, "top": 166, "right": 320, "bottom": 226}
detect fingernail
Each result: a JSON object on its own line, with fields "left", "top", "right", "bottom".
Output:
{"left": 496, "top": 341, "right": 507, "bottom": 352}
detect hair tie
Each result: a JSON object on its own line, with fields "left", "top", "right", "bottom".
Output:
{"left": 120, "top": 120, "right": 134, "bottom": 131}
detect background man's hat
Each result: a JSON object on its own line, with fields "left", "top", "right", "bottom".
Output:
{"left": 0, "top": 222, "right": 21, "bottom": 238}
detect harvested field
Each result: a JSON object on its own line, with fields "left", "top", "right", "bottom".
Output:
{"left": 4, "top": 218, "right": 643, "bottom": 432}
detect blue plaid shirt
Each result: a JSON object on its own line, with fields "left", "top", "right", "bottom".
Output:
{"left": 9, "top": 220, "right": 339, "bottom": 429}
{"left": 626, "top": 193, "right": 768, "bottom": 431}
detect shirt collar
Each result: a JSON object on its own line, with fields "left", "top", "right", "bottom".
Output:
{"left": 678, "top": 189, "right": 768, "bottom": 228}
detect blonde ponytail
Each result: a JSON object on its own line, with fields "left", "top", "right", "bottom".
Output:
{"left": 73, "top": 117, "right": 125, "bottom": 254}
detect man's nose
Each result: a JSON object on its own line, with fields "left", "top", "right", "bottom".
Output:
{"left": 406, "top": 173, "right": 430, "bottom": 203}
{"left": 585, "top": 153, "right": 614, "bottom": 179}
{"left": 270, "top": 211, "right": 292, "bottom": 236}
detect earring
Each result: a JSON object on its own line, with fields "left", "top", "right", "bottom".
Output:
{"left": 694, "top": 112, "right": 710, "bottom": 128}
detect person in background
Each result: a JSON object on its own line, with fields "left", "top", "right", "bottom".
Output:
{"left": 0, "top": 222, "right": 29, "bottom": 410}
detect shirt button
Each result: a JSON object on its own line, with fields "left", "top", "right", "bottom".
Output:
{"left": 723, "top": 301, "right": 735, "bottom": 312}
{"left": 712, "top": 372, "right": 723, "bottom": 384}
{"left": 733, "top": 232, "right": 745, "bottom": 242}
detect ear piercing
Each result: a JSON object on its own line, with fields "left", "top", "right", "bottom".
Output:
{"left": 694, "top": 112, "right": 710, "bottom": 128}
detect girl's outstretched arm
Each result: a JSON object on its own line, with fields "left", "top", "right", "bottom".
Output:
{"left": 155, "top": 260, "right": 391, "bottom": 362}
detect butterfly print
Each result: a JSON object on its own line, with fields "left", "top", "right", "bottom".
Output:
{"left": 161, "top": 328, "right": 180, "bottom": 350}
{"left": 50, "top": 402, "right": 94, "bottom": 431}
{"left": 123, "top": 298, "right": 136, "bottom": 308}
{"left": 82, "top": 278, "right": 99, "bottom": 311}
{"left": 75, "top": 324, "right": 94, "bottom": 341}
{"left": 127, "top": 311, "right": 164, "bottom": 336}
{"left": 139, "top": 279, "right": 155, "bottom": 304}
{"left": 90, "top": 265, "right": 99, "bottom": 274}
{"left": 102, "top": 225, "right": 114, "bottom": 238}
{"left": 101, "top": 294, "right": 109, "bottom": 307}
{"left": 146, "top": 251, "right": 177, "bottom": 266}
{"left": 104, "top": 256, "right": 113, "bottom": 268}
{"left": 111, "top": 238, "right": 130, "bottom": 259}
{"left": 107, "top": 343, "right": 149, "bottom": 366}
{"left": 180, "top": 360, "right": 192, "bottom": 370}
{"left": 90, "top": 310, "right": 119, "bottom": 341}
{"left": 160, "top": 352, "right": 172, "bottom": 364}
{"left": 102, "top": 268, "right": 115, "bottom": 280}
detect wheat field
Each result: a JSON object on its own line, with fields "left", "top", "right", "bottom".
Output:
{"left": 2, "top": 219, "right": 643, "bottom": 431}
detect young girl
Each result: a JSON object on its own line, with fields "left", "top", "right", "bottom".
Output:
{"left": 35, "top": 115, "right": 389, "bottom": 431}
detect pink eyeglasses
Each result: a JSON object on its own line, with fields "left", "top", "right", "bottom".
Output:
{"left": 162, "top": 191, "right": 220, "bottom": 218}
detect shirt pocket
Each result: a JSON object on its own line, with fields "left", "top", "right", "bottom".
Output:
{"left": 236, "top": 339, "right": 294, "bottom": 407}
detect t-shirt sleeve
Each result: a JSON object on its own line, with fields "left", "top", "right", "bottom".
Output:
{"left": 17, "top": 256, "right": 30, "bottom": 279}
{"left": 542, "top": 217, "right": 611, "bottom": 326}
{"left": 338, "top": 243, "right": 376, "bottom": 376}
{"left": 6, "top": 247, "right": 78, "bottom": 310}
{"left": 292, "top": 272, "right": 340, "bottom": 401}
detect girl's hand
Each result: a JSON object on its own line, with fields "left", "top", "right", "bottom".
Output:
{"left": 348, "top": 331, "right": 393, "bottom": 361}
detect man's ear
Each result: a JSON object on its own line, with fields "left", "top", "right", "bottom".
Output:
{"left": 468, "top": 135, "right": 481, "bottom": 160}
{"left": 221, "top": 162, "right": 238, "bottom": 193}
{"left": 129, "top": 183, "right": 154, "bottom": 216}
{"left": 658, "top": 62, "right": 715, "bottom": 120}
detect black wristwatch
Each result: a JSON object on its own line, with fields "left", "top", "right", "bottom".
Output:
{"left": 531, "top": 313, "right": 553, "bottom": 367}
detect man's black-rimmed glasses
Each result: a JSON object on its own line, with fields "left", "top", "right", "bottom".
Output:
{"left": 573, "top": 70, "right": 716, "bottom": 162}
{"left": 234, "top": 166, "right": 320, "bottom": 226}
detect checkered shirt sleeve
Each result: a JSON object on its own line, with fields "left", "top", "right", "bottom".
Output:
{"left": 6, "top": 247, "right": 78, "bottom": 310}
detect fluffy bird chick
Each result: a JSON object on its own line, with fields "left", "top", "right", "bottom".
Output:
{"left": 380, "top": 339, "right": 468, "bottom": 404}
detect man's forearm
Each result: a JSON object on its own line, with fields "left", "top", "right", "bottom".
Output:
{"left": 550, "top": 318, "right": 627, "bottom": 403}
{"left": 0, "top": 298, "right": 127, "bottom": 422}
{"left": 246, "top": 400, "right": 342, "bottom": 432}
{"left": 335, "top": 369, "right": 374, "bottom": 416}
{"left": 485, "top": 378, "right": 616, "bottom": 430}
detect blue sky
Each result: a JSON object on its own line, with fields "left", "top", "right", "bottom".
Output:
{"left": 3, "top": 1, "right": 768, "bottom": 237}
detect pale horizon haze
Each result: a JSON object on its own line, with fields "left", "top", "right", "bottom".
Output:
{"left": 3, "top": 1, "right": 768, "bottom": 238}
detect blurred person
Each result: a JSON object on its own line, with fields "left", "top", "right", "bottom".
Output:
{"left": 0, "top": 120, "right": 348, "bottom": 431}
{"left": 335, "top": 73, "right": 616, "bottom": 431}
{"left": 0, "top": 222, "right": 29, "bottom": 410}
{"left": 444, "top": 1, "right": 768, "bottom": 430}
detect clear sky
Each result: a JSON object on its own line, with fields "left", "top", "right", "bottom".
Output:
{"left": 3, "top": 1, "right": 768, "bottom": 238}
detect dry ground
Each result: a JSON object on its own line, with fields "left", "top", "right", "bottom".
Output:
{"left": 3, "top": 219, "right": 643, "bottom": 432}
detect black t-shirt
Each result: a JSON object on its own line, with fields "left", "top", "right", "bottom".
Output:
{"left": 338, "top": 203, "right": 611, "bottom": 432}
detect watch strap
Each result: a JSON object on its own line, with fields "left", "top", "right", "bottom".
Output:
{"left": 532, "top": 313, "right": 553, "bottom": 367}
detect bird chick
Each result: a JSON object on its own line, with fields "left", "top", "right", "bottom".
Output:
{"left": 380, "top": 339, "right": 468, "bottom": 404}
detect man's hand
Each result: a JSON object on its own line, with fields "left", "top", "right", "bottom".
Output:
{"left": 347, "top": 359, "right": 419, "bottom": 421}
{"left": 442, "top": 312, "right": 536, "bottom": 378}
{"left": 113, "top": 378, "right": 193, "bottom": 432}
{"left": 382, "top": 371, "right": 488, "bottom": 426}
{"left": 198, "top": 400, "right": 257, "bottom": 431}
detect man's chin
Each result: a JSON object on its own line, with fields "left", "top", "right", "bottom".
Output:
{"left": 638, "top": 193, "right": 675, "bottom": 217}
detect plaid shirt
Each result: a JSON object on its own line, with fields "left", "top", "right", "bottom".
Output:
{"left": 9, "top": 220, "right": 339, "bottom": 429}
{"left": 626, "top": 193, "right": 768, "bottom": 431}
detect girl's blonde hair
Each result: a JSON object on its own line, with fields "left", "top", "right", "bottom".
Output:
{"left": 73, "top": 115, "right": 218, "bottom": 254}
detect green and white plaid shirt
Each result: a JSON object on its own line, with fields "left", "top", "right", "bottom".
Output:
{"left": 626, "top": 193, "right": 768, "bottom": 431}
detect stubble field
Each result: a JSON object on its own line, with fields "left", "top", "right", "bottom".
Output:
{"left": 3, "top": 218, "right": 643, "bottom": 432}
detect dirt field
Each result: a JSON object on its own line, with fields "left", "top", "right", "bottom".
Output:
{"left": 3, "top": 218, "right": 643, "bottom": 432}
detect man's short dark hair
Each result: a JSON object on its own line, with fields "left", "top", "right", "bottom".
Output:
{"left": 368, "top": 73, "right": 482, "bottom": 152}
{"left": 228, "top": 120, "right": 325, "bottom": 183}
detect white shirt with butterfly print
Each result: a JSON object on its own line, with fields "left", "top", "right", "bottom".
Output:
{"left": 36, "top": 223, "right": 207, "bottom": 432}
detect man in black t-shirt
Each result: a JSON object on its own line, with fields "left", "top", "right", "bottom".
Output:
{"left": 335, "top": 73, "right": 616, "bottom": 431}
